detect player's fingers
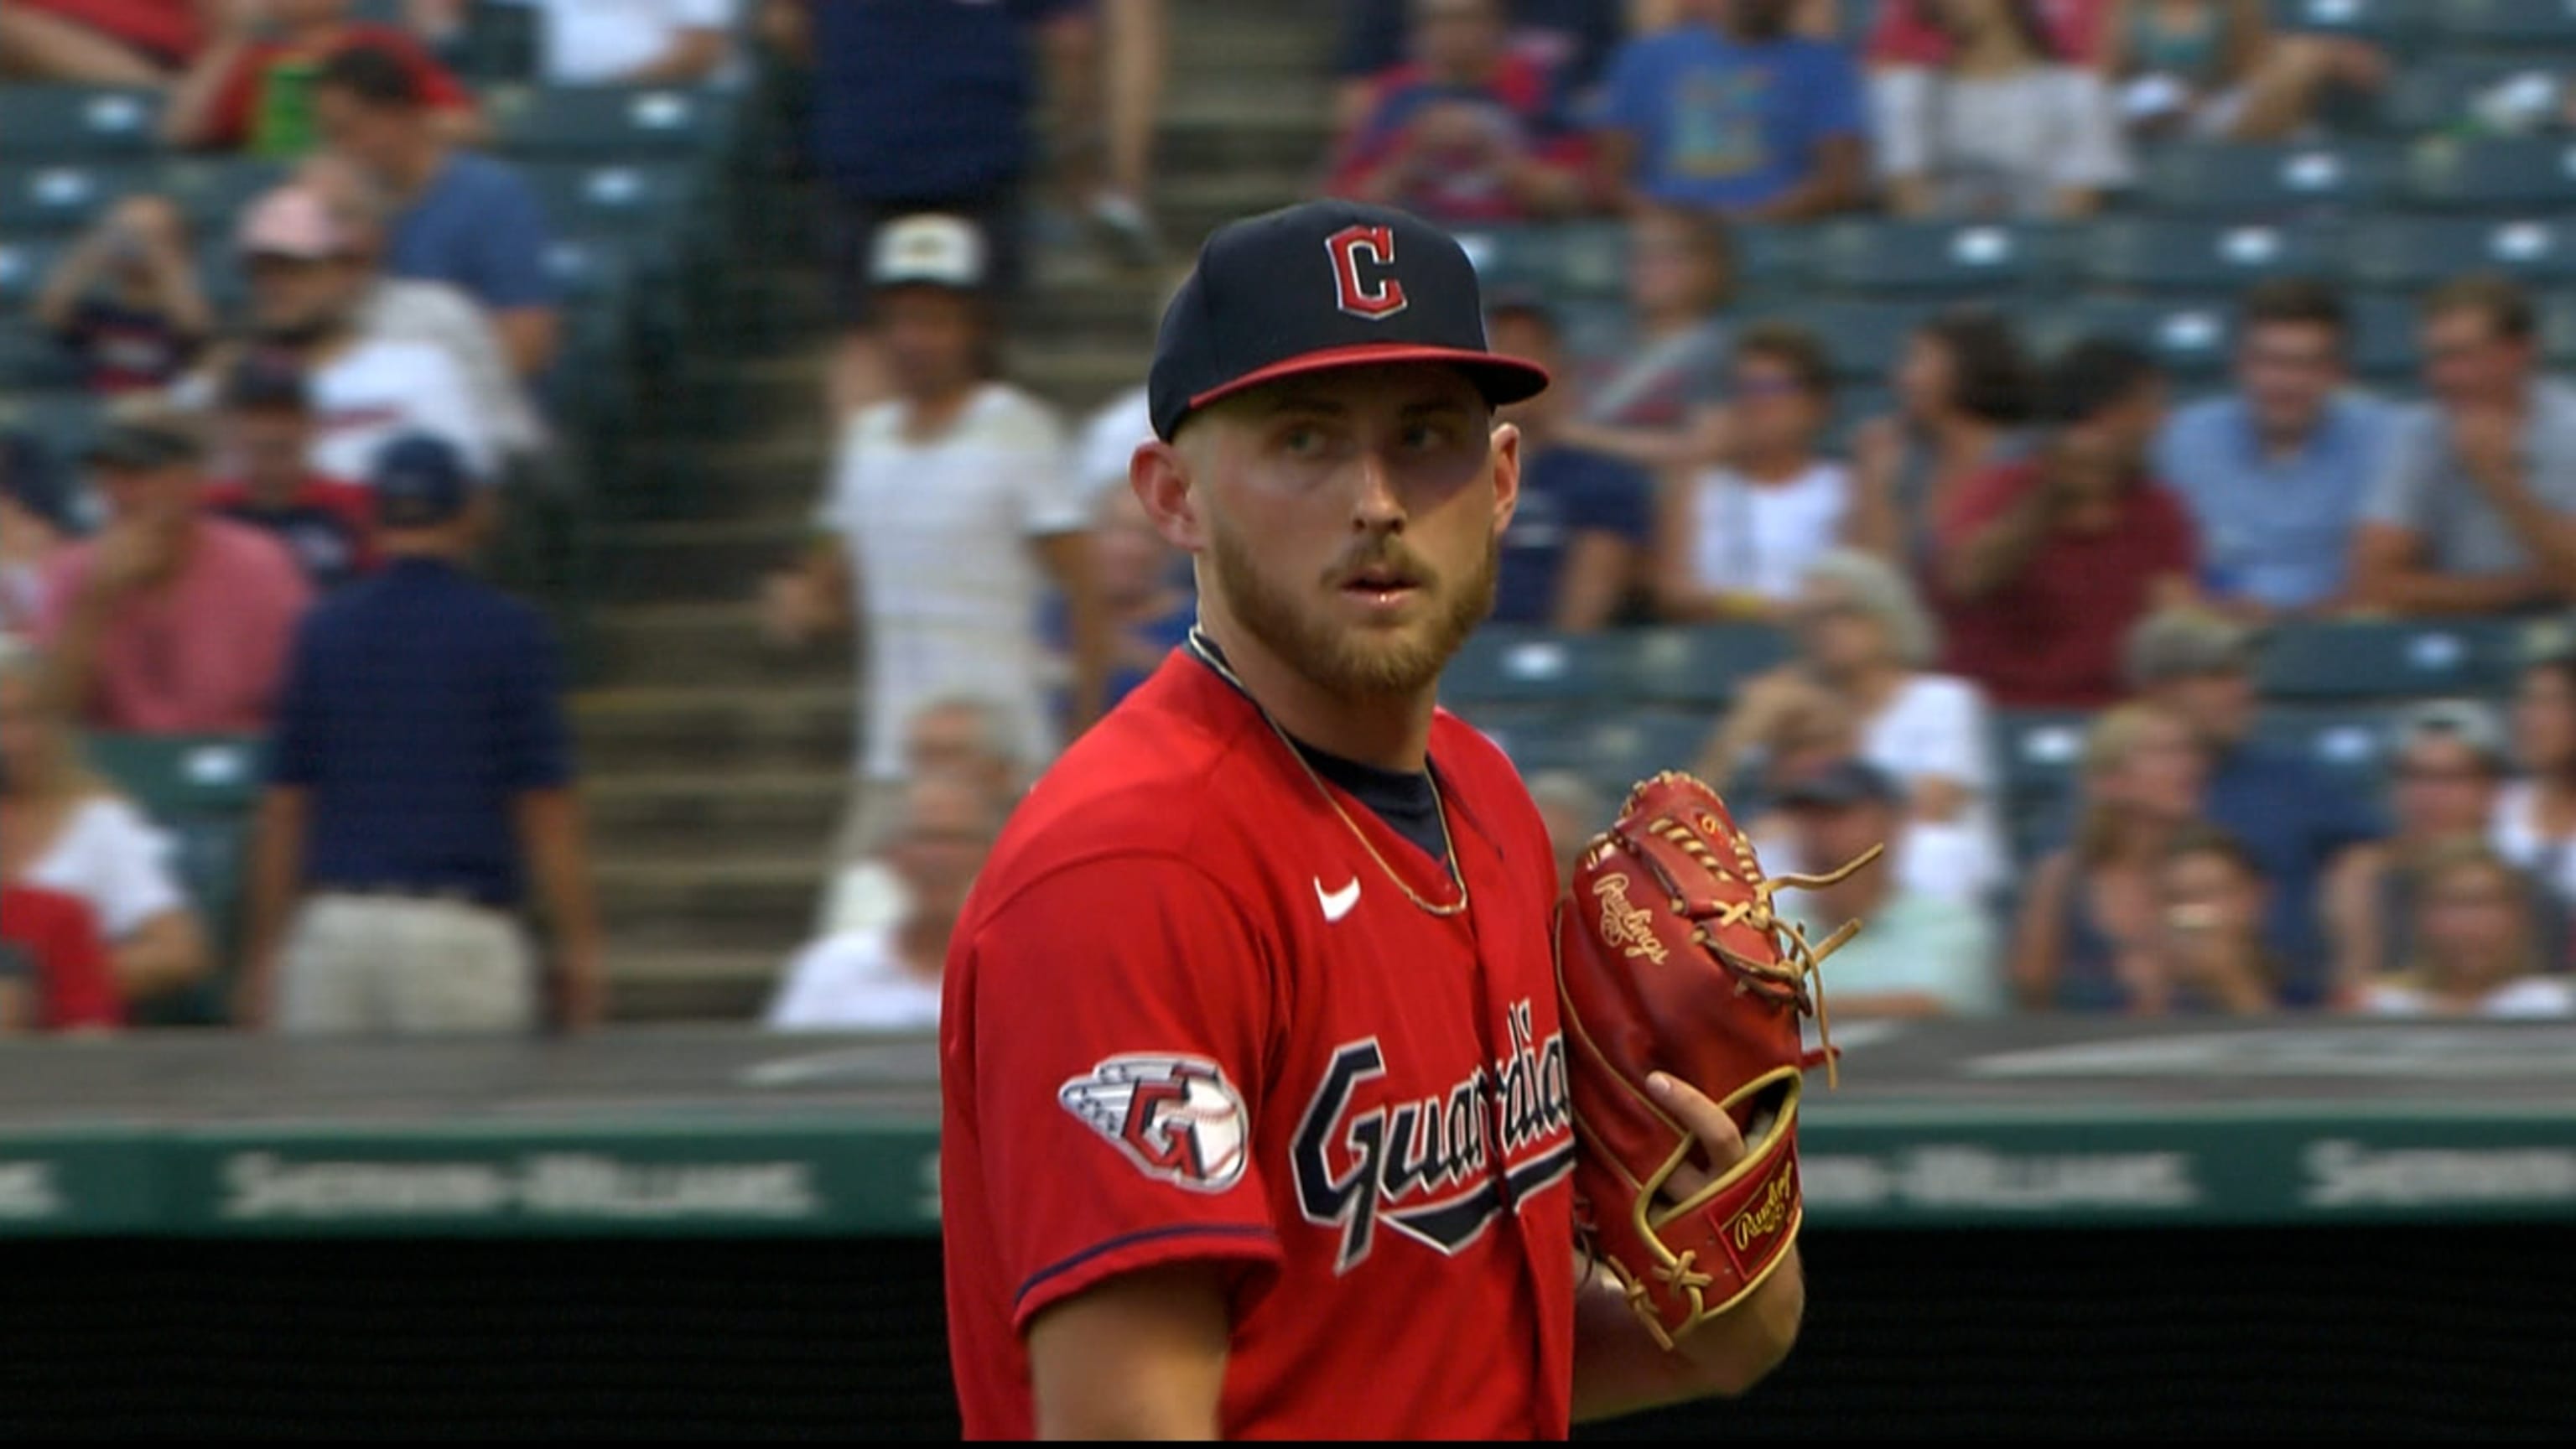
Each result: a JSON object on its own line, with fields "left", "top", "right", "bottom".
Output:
{"left": 1648, "top": 1071, "right": 1747, "bottom": 1203}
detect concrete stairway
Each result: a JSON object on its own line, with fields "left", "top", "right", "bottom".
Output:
{"left": 580, "top": 3, "right": 1336, "bottom": 1021}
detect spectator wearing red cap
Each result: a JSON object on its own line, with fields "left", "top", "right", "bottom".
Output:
{"left": 200, "top": 353, "right": 380, "bottom": 592}
{"left": 163, "top": 0, "right": 474, "bottom": 156}
{"left": 38, "top": 397, "right": 314, "bottom": 737}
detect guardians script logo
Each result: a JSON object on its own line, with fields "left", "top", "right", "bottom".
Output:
{"left": 1293, "top": 1000, "right": 1576, "bottom": 1272}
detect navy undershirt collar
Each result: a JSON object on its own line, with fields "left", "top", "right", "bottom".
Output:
{"left": 1184, "top": 634, "right": 1450, "bottom": 865}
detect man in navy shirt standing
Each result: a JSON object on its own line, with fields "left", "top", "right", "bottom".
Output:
{"left": 1485, "top": 298, "right": 1654, "bottom": 629}
{"left": 238, "top": 433, "right": 604, "bottom": 1035}
{"left": 782, "top": 0, "right": 1084, "bottom": 415}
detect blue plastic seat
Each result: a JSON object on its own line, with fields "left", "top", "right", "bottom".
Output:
{"left": 2254, "top": 620, "right": 2521, "bottom": 702}
{"left": 2070, "top": 219, "right": 2340, "bottom": 293}
{"left": 0, "top": 237, "right": 60, "bottom": 314}
{"left": 2378, "top": 56, "right": 2561, "bottom": 135}
{"left": 1623, "top": 625, "right": 1796, "bottom": 709}
{"left": 2345, "top": 293, "right": 2421, "bottom": 382}
{"left": 0, "top": 163, "right": 148, "bottom": 235}
{"left": 2345, "top": 216, "right": 2576, "bottom": 291}
{"left": 1577, "top": 710, "right": 1716, "bottom": 798}
{"left": 0, "top": 322, "right": 79, "bottom": 391}
{"left": 2401, "top": 137, "right": 2576, "bottom": 212}
{"left": 2267, "top": 0, "right": 2433, "bottom": 49}
{"left": 2250, "top": 705, "right": 2402, "bottom": 802}
{"left": 1800, "top": 219, "right": 2057, "bottom": 298}
{"left": 2028, "top": 297, "right": 2236, "bottom": 382}
{"left": 485, "top": 85, "right": 730, "bottom": 162}
{"left": 1444, "top": 626, "right": 1631, "bottom": 707}
{"left": 0, "top": 87, "right": 163, "bottom": 158}
{"left": 2433, "top": 0, "right": 2576, "bottom": 51}
{"left": 2136, "top": 142, "right": 2401, "bottom": 219}
{"left": 1747, "top": 298, "right": 1947, "bottom": 382}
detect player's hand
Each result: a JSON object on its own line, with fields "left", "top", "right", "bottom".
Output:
{"left": 1644, "top": 1071, "right": 1749, "bottom": 1208}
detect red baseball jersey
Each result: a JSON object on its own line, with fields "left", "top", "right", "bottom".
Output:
{"left": 941, "top": 650, "right": 1578, "bottom": 1439}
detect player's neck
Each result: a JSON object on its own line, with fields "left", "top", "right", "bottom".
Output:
{"left": 1195, "top": 616, "right": 1437, "bottom": 774}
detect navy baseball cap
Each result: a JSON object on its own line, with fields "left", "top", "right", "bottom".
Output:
{"left": 370, "top": 432, "right": 471, "bottom": 528}
{"left": 1775, "top": 758, "right": 1906, "bottom": 812}
{"left": 1146, "top": 200, "right": 1550, "bottom": 442}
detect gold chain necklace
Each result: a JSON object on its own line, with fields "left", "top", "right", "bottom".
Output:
{"left": 1187, "top": 628, "right": 1469, "bottom": 918}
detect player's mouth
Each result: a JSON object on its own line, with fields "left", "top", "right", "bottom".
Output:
{"left": 1336, "top": 563, "right": 1425, "bottom": 612}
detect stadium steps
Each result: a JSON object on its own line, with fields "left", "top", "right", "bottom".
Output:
{"left": 586, "top": 603, "right": 850, "bottom": 688}
{"left": 577, "top": 0, "right": 1328, "bottom": 1021}
{"left": 603, "top": 947, "right": 786, "bottom": 1021}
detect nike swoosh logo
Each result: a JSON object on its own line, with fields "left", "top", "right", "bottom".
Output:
{"left": 1315, "top": 876, "right": 1361, "bottom": 923}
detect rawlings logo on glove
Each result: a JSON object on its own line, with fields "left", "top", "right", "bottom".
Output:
{"left": 1554, "top": 771, "right": 1880, "bottom": 1350}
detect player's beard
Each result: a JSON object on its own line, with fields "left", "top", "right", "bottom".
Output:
{"left": 1208, "top": 512, "right": 1498, "bottom": 702}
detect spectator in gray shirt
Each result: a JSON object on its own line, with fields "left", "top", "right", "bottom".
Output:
{"left": 2352, "top": 274, "right": 2576, "bottom": 617}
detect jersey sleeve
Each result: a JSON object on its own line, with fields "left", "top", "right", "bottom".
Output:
{"left": 960, "top": 854, "right": 1286, "bottom": 1333}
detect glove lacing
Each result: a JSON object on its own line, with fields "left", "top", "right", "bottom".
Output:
{"left": 1643, "top": 813, "right": 1885, "bottom": 1091}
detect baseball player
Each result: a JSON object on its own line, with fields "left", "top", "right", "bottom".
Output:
{"left": 939, "top": 200, "right": 1806, "bottom": 1438}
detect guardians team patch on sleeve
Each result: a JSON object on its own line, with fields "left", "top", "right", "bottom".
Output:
{"left": 1059, "top": 1055, "right": 1253, "bottom": 1193}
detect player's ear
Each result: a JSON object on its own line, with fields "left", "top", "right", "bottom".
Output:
{"left": 1131, "top": 439, "right": 1206, "bottom": 553}
{"left": 1488, "top": 419, "right": 1523, "bottom": 541}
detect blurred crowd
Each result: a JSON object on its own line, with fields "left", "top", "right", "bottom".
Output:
{"left": 9, "top": 0, "right": 2576, "bottom": 1037}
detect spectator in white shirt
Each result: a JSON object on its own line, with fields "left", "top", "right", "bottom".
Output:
{"left": 1698, "top": 547, "right": 2005, "bottom": 905}
{"left": 527, "top": 0, "right": 736, "bottom": 87}
{"left": 1658, "top": 322, "right": 1852, "bottom": 622}
{"left": 0, "top": 641, "right": 208, "bottom": 1006}
{"left": 195, "top": 185, "right": 494, "bottom": 485}
{"left": 299, "top": 153, "right": 550, "bottom": 467}
{"left": 766, "top": 770, "right": 1001, "bottom": 1032}
{"left": 1872, "top": 0, "right": 2131, "bottom": 220}
{"left": 764, "top": 214, "right": 1108, "bottom": 871}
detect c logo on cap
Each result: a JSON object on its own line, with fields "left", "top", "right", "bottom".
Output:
{"left": 1326, "top": 224, "right": 1408, "bottom": 321}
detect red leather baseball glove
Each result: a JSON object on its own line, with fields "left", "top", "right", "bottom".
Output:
{"left": 1554, "top": 770, "right": 1880, "bottom": 1349}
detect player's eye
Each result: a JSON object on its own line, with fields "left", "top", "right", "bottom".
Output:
{"left": 1278, "top": 424, "right": 1332, "bottom": 457}
{"left": 1402, "top": 421, "right": 1462, "bottom": 452}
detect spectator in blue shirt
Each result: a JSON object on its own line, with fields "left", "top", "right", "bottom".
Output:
{"left": 238, "top": 433, "right": 604, "bottom": 1036}
{"left": 2123, "top": 605, "right": 2379, "bottom": 1007}
{"left": 776, "top": 0, "right": 1085, "bottom": 416}
{"left": 2153, "top": 278, "right": 2389, "bottom": 619}
{"left": 313, "top": 43, "right": 561, "bottom": 379}
{"left": 1591, "top": 0, "right": 1868, "bottom": 220}
{"left": 1485, "top": 299, "right": 1654, "bottom": 629}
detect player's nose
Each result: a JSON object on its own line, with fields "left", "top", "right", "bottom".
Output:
{"left": 1348, "top": 449, "right": 1406, "bottom": 534}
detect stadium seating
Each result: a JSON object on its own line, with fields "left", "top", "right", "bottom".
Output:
{"left": 1576, "top": 710, "right": 1717, "bottom": 796}
{"left": 2377, "top": 56, "right": 2562, "bottom": 136}
{"left": 2251, "top": 704, "right": 2404, "bottom": 802}
{"left": 1625, "top": 624, "right": 1795, "bottom": 708}
{"left": 0, "top": 320, "right": 78, "bottom": 391}
{"left": 2135, "top": 141, "right": 2402, "bottom": 219}
{"left": 2026, "top": 297, "right": 2236, "bottom": 382}
{"left": 1800, "top": 219, "right": 2062, "bottom": 299}
{"left": 2344, "top": 216, "right": 2576, "bottom": 291}
{"left": 2252, "top": 618, "right": 2526, "bottom": 702}
{"left": 0, "top": 162, "right": 147, "bottom": 235}
{"left": 1444, "top": 625, "right": 1632, "bottom": 706}
{"left": 0, "top": 86, "right": 163, "bottom": 159}
{"left": 2268, "top": 0, "right": 2433, "bottom": 49}
{"left": 485, "top": 86, "right": 735, "bottom": 164}
{"left": 2400, "top": 136, "right": 2576, "bottom": 212}
{"left": 1751, "top": 298, "right": 1946, "bottom": 382}
{"left": 2433, "top": 0, "right": 2576, "bottom": 50}
{"left": 2071, "top": 219, "right": 2340, "bottom": 294}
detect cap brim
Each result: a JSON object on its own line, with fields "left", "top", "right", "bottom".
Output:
{"left": 1187, "top": 343, "right": 1550, "bottom": 419}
